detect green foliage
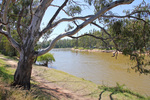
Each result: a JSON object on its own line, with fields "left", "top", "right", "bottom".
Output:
{"left": 38, "top": 39, "right": 76, "bottom": 49}
{"left": 76, "top": 30, "right": 112, "bottom": 49}
{"left": 38, "top": 29, "right": 113, "bottom": 49}
{"left": 37, "top": 53, "right": 55, "bottom": 62}
{"left": 12, "top": 6, "right": 20, "bottom": 15}
{"left": 66, "top": 4, "right": 82, "bottom": 16}
{"left": 55, "top": 39, "right": 75, "bottom": 48}
{"left": 111, "top": 20, "right": 123, "bottom": 36}
{"left": 84, "top": 0, "right": 113, "bottom": 13}
{"left": 110, "top": 19, "right": 150, "bottom": 74}
{"left": 37, "top": 53, "right": 55, "bottom": 66}
{"left": 0, "top": 35, "right": 18, "bottom": 57}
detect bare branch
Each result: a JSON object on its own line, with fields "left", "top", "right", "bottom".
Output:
{"left": 130, "top": 10, "right": 150, "bottom": 15}
{"left": 17, "top": 7, "right": 25, "bottom": 40}
{"left": 0, "top": 29, "right": 21, "bottom": 52}
{"left": 50, "top": 4, "right": 70, "bottom": 16}
{"left": 0, "top": 19, "right": 10, "bottom": 25}
{"left": 102, "top": 10, "right": 150, "bottom": 24}
{"left": 69, "top": 33, "right": 109, "bottom": 46}
{"left": 48, "top": 0, "right": 69, "bottom": 26}
{"left": 29, "top": 0, "right": 33, "bottom": 24}
{"left": 38, "top": 0, "right": 69, "bottom": 40}
{"left": 37, "top": 0, "right": 134, "bottom": 56}
{"left": 40, "top": 15, "right": 93, "bottom": 34}
{"left": 69, "top": 33, "right": 109, "bottom": 40}
{"left": 91, "top": 22, "right": 111, "bottom": 37}
{"left": 86, "top": 22, "right": 121, "bottom": 53}
{"left": 102, "top": 15, "right": 149, "bottom": 24}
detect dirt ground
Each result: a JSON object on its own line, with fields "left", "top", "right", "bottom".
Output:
{"left": 0, "top": 56, "right": 97, "bottom": 100}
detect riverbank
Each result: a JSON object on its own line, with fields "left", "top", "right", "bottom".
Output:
{"left": 0, "top": 54, "right": 149, "bottom": 100}
{"left": 71, "top": 48, "right": 122, "bottom": 53}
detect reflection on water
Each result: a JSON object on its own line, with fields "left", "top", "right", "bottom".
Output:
{"left": 49, "top": 48, "right": 150, "bottom": 96}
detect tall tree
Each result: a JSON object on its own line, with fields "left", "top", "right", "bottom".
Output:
{"left": 0, "top": 0, "right": 138, "bottom": 89}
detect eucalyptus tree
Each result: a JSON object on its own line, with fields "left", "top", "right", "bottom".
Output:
{"left": 0, "top": 0, "right": 137, "bottom": 89}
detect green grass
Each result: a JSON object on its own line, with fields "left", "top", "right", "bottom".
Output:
{"left": 33, "top": 65, "right": 150, "bottom": 100}
{"left": 33, "top": 65, "right": 100, "bottom": 98}
{"left": 0, "top": 55, "right": 56, "bottom": 100}
{"left": 0, "top": 59, "right": 14, "bottom": 84}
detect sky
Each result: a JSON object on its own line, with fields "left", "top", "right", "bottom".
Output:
{"left": 1, "top": 0, "right": 149, "bottom": 40}
{"left": 40, "top": 0, "right": 150, "bottom": 41}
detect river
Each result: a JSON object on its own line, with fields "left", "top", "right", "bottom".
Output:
{"left": 49, "top": 48, "right": 150, "bottom": 96}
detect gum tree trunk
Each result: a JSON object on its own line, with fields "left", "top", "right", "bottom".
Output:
{"left": 11, "top": 48, "right": 35, "bottom": 90}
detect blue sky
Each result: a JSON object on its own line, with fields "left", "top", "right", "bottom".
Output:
{"left": 41, "top": 0, "right": 150, "bottom": 40}
{"left": 1, "top": 0, "right": 149, "bottom": 40}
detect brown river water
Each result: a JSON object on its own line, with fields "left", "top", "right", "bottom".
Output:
{"left": 50, "top": 48, "right": 150, "bottom": 96}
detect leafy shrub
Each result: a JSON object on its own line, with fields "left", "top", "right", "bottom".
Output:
{"left": 37, "top": 53, "right": 55, "bottom": 67}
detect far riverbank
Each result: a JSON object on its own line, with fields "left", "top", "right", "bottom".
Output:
{"left": 71, "top": 48, "right": 122, "bottom": 53}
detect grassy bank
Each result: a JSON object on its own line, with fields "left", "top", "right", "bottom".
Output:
{"left": 33, "top": 65, "right": 150, "bottom": 100}
{"left": 0, "top": 55, "right": 54, "bottom": 100}
{"left": 0, "top": 54, "right": 149, "bottom": 100}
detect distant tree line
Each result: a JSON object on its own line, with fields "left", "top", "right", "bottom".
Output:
{"left": 1, "top": 19, "right": 150, "bottom": 57}
{"left": 37, "top": 18, "right": 150, "bottom": 52}
{"left": 36, "top": 30, "right": 113, "bottom": 50}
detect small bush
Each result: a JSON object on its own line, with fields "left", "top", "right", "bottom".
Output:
{"left": 37, "top": 53, "right": 55, "bottom": 67}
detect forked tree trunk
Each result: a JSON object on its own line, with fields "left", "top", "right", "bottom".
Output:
{"left": 11, "top": 51, "right": 35, "bottom": 90}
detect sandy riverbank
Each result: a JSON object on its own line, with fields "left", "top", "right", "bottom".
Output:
{"left": 71, "top": 48, "right": 122, "bottom": 53}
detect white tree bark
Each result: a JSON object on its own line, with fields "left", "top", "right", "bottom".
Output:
{"left": 29, "top": 0, "right": 53, "bottom": 35}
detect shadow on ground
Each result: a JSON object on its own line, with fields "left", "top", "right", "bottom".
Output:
{"left": 98, "top": 84, "right": 147, "bottom": 100}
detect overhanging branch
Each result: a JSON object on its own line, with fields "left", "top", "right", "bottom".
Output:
{"left": 48, "top": 0, "right": 69, "bottom": 26}
{"left": 36, "top": 0, "right": 134, "bottom": 56}
{"left": 69, "top": 34, "right": 109, "bottom": 46}
{"left": 50, "top": 4, "right": 70, "bottom": 16}
{"left": 102, "top": 15, "right": 149, "bottom": 24}
{"left": 0, "top": 29, "right": 21, "bottom": 52}
{"left": 38, "top": 0, "right": 69, "bottom": 39}
{"left": 40, "top": 15, "right": 93, "bottom": 34}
